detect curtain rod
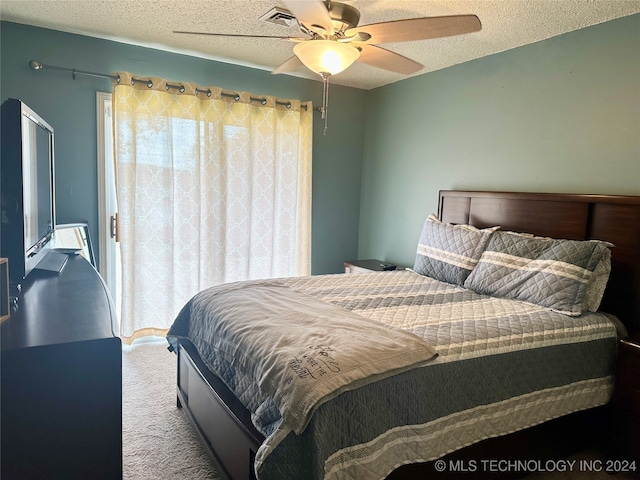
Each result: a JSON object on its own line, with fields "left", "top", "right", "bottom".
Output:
{"left": 29, "top": 60, "right": 308, "bottom": 110}
{"left": 30, "top": 60, "right": 121, "bottom": 82}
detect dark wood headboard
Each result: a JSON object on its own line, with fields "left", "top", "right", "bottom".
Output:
{"left": 438, "top": 191, "right": 640, "bottom": 335}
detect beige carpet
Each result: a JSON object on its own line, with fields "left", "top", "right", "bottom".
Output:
{"left": 122, "top": 339, "right": 221, "bottom": 480}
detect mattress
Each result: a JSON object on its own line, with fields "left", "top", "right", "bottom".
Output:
{"left": 168, "top": 270, "right": 619, "bottom": 480}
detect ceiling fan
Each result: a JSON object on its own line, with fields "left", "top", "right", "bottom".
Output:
{"left": 174, "top": 0, "right": 481, "bottom": 133}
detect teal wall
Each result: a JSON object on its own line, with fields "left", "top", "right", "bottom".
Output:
{"left": 359, "top": 14, "right": 640, "bottom": 269}
{"left": 0, "top": 21, "right": 367, "bottom": 274}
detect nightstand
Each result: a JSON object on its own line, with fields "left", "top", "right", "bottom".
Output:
{"left": 344, "top": 259, "right": 399, "bottom": 274}
{"left": 611, "top": 332, "right": 640, "bottom": 461}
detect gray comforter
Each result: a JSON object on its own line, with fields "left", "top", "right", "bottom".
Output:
{"left": 168, "top": 280, "right": 437, "bottom": 436}
{"left": 168, "top": 270, "right": 620, "bottom": 480}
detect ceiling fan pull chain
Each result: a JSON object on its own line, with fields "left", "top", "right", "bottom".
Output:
{"left": 321, "top": 73, "right": 329, "bottom": 135}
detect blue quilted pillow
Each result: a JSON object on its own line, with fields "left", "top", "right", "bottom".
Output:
{"left": 464, "top": 231, "right": 611, "bottom": 316}
{"left": 413, "top": 215, "right": 499, "bottom": 286}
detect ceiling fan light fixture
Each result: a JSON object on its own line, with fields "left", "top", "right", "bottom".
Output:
{"left": 293, "top": 40, "right": 360, "bottom": 76}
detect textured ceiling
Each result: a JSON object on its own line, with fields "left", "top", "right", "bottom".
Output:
{"left": 2, "top": 1, "right": 639, "bottom": 90}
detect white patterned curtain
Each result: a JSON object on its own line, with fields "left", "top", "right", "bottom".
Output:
{"left": 112, "top": 72, "right": 312, "bottom": 343}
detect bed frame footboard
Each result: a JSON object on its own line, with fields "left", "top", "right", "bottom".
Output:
{"left": 174, "top": 337, "right": 610, "bottom": 480}
{"left": 176, "top": 338, "right": 265, "bottom": 480}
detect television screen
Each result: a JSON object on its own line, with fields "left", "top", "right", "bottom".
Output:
{"left": 0, "top": 98, "right": 56, "bottom": 287}
{"left": 23, "top": 113, "right": 54, "bottom": 254}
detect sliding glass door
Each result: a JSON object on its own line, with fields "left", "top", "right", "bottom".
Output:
{"left": 97, "top": 92, "right": 121, "bottom": 329}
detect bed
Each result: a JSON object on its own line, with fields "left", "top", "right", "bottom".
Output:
{"left": 166, "top": 190, "right": 640, "bottom": 480}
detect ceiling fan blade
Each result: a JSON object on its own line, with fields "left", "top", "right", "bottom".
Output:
{"left": 283, "top": 0, "right": 334, "bottom": 35}
{"left": 173, "top": 31, "right": 304, "bottom": 40}
{"left": 348, "top": 15, "right": 481, "bottom": 44}
{"left": 272, "top": 55, "right": 306, "bottom": 74}
{"left": 357, "top": 45, "right": 423, "bottom": 75}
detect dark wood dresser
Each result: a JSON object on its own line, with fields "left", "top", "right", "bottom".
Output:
{"left": 1, "top": 254, "right": 122, "bottom": 479}
{"left": 612, "top": 332, "right": 640, "bottom": 463}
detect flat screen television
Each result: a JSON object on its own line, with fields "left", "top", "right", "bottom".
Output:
{"left": 1, "top": 98, "right": 56, "bottom": 291}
